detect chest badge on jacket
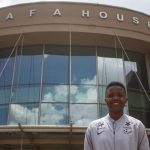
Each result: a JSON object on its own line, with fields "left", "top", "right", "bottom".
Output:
{"left": 123, "top": 121, "right": 132, "bottom": 134}
{"left": 97, "top": 122, "right": 106, "bottom": 135}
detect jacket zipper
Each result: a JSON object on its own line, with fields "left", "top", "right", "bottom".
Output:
{"left": 113, "top": 122, "right": 116, "bottom": 150}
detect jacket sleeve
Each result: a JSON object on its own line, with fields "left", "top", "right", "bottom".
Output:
{"left": 84, "top": 125, "right": 94, "bottom": 150}
{"left": 138, "top": 122, "right": 150, "bottom": 150}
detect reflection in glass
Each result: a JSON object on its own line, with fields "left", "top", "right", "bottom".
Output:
{"left": 99, "top": 104, "right": 108, "bottom": 117}
{"left": 128, "top": 90, "right": 150, "bottom": 109}
{"left": 129, "top": 88, "right": 150, "bottom": 125}
{"left": 12, "top": 87, "right": 40, "bottom": 103}
{"left": 124, "top": 61, "right": 137, "bottom": 86}
{"left": 0, "top": 105, "right": 8, "bottom": 125}
{"left": 43, "top": 46, "right": 69, "bottom": 84}
{"left": 14, "top": 55, "right": 42, "bottom": 85}
{"left": 8, "top": 103, "right": 38, "bottom": 125}
{"left": 98, "top": 57, "right": 124, "bottom": 85}
{"left": 70, "top": 85, "right": 97, "bottom": 103}
{"left": 71, "top": 46, "right": 96, "bottom": 84}
{"left": 0, "top": 58, "right": 14, "bottom": 86}
{"left": 98, "top": 47, "right": 122, "bottom": 58}
{"left": 99, "top": 86, "right": 106, "bottom": 104}
{"left": 42, "top": 85, "right": 68, "bottom": 102}
{"left": 40, "top": 103, "right": 68, "bottom": 125}
{"left": 0, "top": 88, "right": 10, "bottom": 104}
{"left": 70, "top": 104, "right": 97, "bottom": 126}
{"left": 124, "top": 106, "right": 128, "bottom": 114}
{"left": 125, "top": 51, "right": 149, "bottom": 90}
{"left": 129, "top": 108, "right": 150, "bottom": 128}
{"left": 0, "top": 45, "right": 149, "bottom": 127}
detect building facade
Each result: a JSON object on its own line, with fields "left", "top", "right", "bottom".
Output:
{"left": 0, "top": 2, "right": 150, "bottom": 149}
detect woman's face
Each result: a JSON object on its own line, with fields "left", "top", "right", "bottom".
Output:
{"left": 105, "top": 86, "right": 128, "bottom": 114}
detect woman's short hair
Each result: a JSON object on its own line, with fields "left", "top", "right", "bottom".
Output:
{"left": 105, "top": 81, "right": 126, "bottom": 95}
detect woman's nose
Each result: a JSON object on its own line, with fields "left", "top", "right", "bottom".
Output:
{"left": 112, "top": 96, "right": 119, "bottom": 100}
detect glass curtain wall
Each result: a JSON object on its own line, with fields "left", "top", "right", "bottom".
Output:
{"left": 124, "top": 51, "right": 150, "bottom": 127}
{"left": 9, "top": 46, "right": 42, "bottom": 125}
{"left": 0, "top": 48, "right": 15, "bottom": 125}
{"left": 70, "top": 46, "right": 97, "bottom": 126}
{"left": 0, "top": 45, "right": 149, "bottom": 127}
{"left": 97, "top": 47, "right": 128, "bottom": 117}
{"left": 41, "top": 45, "right": 69, "bottom": 125}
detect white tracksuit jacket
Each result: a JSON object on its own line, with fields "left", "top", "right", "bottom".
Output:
{"left": 84, "top": 114, "right": 150, "bottom": 150}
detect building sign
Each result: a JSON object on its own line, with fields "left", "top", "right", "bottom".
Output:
{"left": 2, "top": 8, "right": 150, "bottom": 29}
{"left": 81, "top": 10, "right": 145, "bottom": 26}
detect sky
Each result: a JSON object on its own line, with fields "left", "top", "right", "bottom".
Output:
{"left": 0, "top": 0, "right": 150, "bottom": 15}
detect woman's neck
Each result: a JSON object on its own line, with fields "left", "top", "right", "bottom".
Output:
{"left": 109, "top": 111, "right": 123, "bottom": 120}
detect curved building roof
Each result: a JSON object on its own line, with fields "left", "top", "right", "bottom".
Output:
{"left": 0, "top": 2, "right": 150, "bottom": 53}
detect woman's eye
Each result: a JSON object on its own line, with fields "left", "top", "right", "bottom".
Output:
{"left": 118, "top": 94, "right": 123, "bottom": 97}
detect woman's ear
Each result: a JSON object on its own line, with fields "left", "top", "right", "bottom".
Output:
{"left": 105, "top": 98, "right": 109, "bottom": 104}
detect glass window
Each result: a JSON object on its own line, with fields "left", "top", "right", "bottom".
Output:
{"left": 0, "top": 47, "right": 15, "bottom": 59}
{"left": 70, "top": 104, "right": 97, "bottom": 126}
{"left": 124, "top": 106, "right": 129, "bottom": 114}
{"left": 0, "top": 88, "right": 10, "bottom": 104}
{"left": 124, "top": 61, "right": 137, "bottom": 86}
{"left": 43, "top": 46, "right": 69, "bottom": 84}
{"left": 0, "top": 58, "right": 14, "bottom": 86}
{"left": 98, "top": 47, "right": 124, "bottom": 85}
{"left": 99, "top": 85, "right": 106, "bottom": 104}
{"left": 99, "top": 104, "right": 108, "bottom": 117}
{"left": 98, "top": 47, "right": 122, "bottom": 58}
{"left": 71, "top": 85, "right": 97, "bottom": 103}
{"left": 98, "top": 57, "right": 124, "bottom": 85}
{"left": 12, "top": 86, "right": 40, "bottom": 103}
{"left": 128, "top": 90, "right": 150, "bottom": 109}
{"left": 129, "top": 108, "right": 150, "bottom": 128}
{"left": 0, "top": 105, "right": 8, "bottom": 125}
{"left": 8, "top": 103, "right": 39, "bottom": 125}
{"left": 42, "top": 85, "right": 68, "bottom": 102}
{"left": 125, "top": 51, "right": 149, "bottom": 90}
{"left": 71, "top": 46, "right": 96, "bottom": 84}
{"left": 0, "top": 45, "right": 148, "bottom": 127}
{"left": 40, "top": 103, "right": 68, "bottom": 125}
{"left": 14, "top": 46, "right": 42, "bottom": 85}
{"left": 128, "top": 90, "right": 150, "bottom": 128}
